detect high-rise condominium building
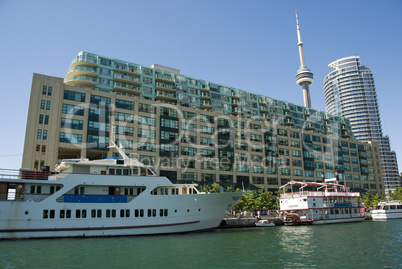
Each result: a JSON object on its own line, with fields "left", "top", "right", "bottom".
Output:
{"left": 22, "top": 52, "right": 384, "bottom": 193}
{"left": 324, "top": 56, "right": 400, "bottom": 192}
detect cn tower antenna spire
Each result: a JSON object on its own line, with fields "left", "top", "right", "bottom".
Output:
{"left": 295, "top": 11, "right": 313, "bottom": 108}
{"left": 296, "top": 11, "right": 306, "bottom": 69}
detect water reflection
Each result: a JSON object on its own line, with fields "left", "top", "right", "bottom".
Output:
{"left": 276, "top": 226, "right": 316, "bottom": 256}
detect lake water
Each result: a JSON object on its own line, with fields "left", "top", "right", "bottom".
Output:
{"left": 0, "top": 220, "right": 400, "bottom": 269}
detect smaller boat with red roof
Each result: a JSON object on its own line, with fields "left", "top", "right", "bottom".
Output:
{"left": 279, "top": 179, "right": 365, "bottom": 225}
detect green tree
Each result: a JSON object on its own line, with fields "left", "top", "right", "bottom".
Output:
{"left": 210, "top": 182, "right": 222, "bottom": 193}
{"left": 389, "top": 187, "right": 402, "bottom": 201}
{"left": 256, "top": 188, "right": 276, "bottom": 209}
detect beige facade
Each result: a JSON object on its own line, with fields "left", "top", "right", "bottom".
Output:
{"left": 22, "top": 74, "right": 384, "bottom": 194}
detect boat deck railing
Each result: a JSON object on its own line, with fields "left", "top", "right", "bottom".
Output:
{"left": 0, "top": 168, "right": 51, "bottom": 181}
{"left": 0, "top": 168, "right": 22, "bottom": 180}
{"left": 281, "top": 191, "right": 359, "bottom": 199}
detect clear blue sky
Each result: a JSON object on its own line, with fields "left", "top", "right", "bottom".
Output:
{"left": 0, "top": 0, "right": 401, "bottom": 171}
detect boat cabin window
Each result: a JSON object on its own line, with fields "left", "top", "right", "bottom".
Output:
{"left": 30, "top": 185, "right": 42, "bottom": 194}
{"left": 390, "top": 205, "right": 396, "bottom": 210}
{"left": 397, "top": 205, "right": 402, "bottom": 209}
{"left": 140, "top": 167, "right": 146, "bottom": 176}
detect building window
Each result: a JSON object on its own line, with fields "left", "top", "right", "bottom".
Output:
{"left": 277, "top": 129, "right": 288, "bottom": 136}
{"left": 138, "top": 116, "right": 156, "bottom": 126}
{"left": 41, "top": 100, "right": 45, "bottom": 109}
{"left": 138, "top": 128, "right": 155, "bottom": 139}
{"left": 64, "top": 90, "right": 86, "bottom": 102}
{"left": 61, "top": 118, "right": 84, "bottom": 130}
{"left": 42, "top": 86, "right": 47, "bottom": 95}
{"left": 39, "top": 114, "right": 44, "bottom": 124}
{"left": 46, "top": 101, "right": 51, "bottom": 110}
{"left": 59, "top": 132, "right": 82, "bottom": 144}
{"left": 137, "top": 142, "right": 155, "bottom": 152}
{"left": 181, "top": 147, "right": 196, "bottom": 156}
{"left": 181, "top": 172, "right": 197, "bottom": 181}
{"left": 43, "top": 130, "right": 47, "bottom": 140}
{"left": 305, "top": 170, "right": 314, "bottom": 177}
{"left": 37, "top": 129, "right": 42, "bottom": 139}
{"left": 312, "top": 135, "right": 321, "bottom": 142}
{"left": 116, "top": 99, "right": 134, "bottom": 110}
{"left": 62, "top": 104, "right": 85, "bottom": 116}
{"left": 48, "top": 87, "right": 52, "bottom": 96}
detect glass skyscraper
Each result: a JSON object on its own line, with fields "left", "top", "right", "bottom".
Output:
{"left": 324, "top": 56, "right": 400, "bottom": 192}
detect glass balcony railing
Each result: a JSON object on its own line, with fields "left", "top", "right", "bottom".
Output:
{"left": 71, "top": 55, "right": 97, "bottom": 66}
{"left": 155, "top": 74, "right": 174, "bottom": 82}
{"left": 67, "top": 66, "right": 97, "bottom": 77}
{"left": 156, "top": 91, "right": 177, "bottom": 99}
{"left": 64, "top": 75, "right": 97, "bottom": 86}
{"left": 114, "top": 73, "right": 142, "bottom": 84}
{"left": 113, "top": 82, "right": 141, "bottom": 92}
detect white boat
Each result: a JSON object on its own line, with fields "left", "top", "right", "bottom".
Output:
{"left": 371, "top": 201, "right": 402, "bottom": 221}
{"left": 0, "top": 142, "right": 243, "bottom": 239}
{"left": 255, "top": 219, "right": 275, "bottom": 227}
{"left": 279, "top": 179, "right": 365, "bottom": 225}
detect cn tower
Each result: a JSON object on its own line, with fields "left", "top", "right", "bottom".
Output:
{"left": 295, "top": 11, "right": 313, "bottom": 108}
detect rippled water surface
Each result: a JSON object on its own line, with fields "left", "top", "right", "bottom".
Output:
{"left": 0, "top": 220, "right": 400, "bottom": 268}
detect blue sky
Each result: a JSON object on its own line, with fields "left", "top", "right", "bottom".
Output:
{"left": 0, "top": 0, "right": 401, "bottom": 171}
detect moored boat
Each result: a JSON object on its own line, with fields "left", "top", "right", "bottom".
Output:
{"left": 279, "top": 179, "right": 365, "bottom": 225}
{"left": 371, "top": 201, "right": 402, "bottom": 221}
{"left": 0, "top": 142, "right": 243, "bottom": 239}
{"left": 255, "top": 219, "right": 275, "bottom": 227}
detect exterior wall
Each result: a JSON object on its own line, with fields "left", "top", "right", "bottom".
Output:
{"left": 324, "top": 56, "right": 400, "bottom": 192}
{"left": 23, "top": 74, "right": 384, "bottom": 195}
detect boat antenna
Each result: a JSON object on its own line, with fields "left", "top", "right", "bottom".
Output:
{"left": 109, "top": 123, "right": 129, "bottom": 160}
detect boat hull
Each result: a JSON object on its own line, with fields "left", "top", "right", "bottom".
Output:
{"left": 0, "top": 180, "right": 242, "bottom": 239}
{"left": 371, "top": 210, "right": 402, "bottom": 221}
{"left": 312, "top": 216, "right": 365, "bottom": 225}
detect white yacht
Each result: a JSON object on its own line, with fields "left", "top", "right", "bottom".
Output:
{"left": 371, "top": 201, "right": 402, "bottom": 220}
{"left": 0, "top": 143, "right": 243, "bottom": 239}
{"left": 279, "top": 179, "right": 365, "bottom": 225}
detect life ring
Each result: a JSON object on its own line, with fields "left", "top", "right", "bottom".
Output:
{"left": 18, "top": 185, "right": 23, "bottom": 189}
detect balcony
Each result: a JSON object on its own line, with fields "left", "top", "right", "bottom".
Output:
{"left": 201, "top": 92, "right": 211, "bottom": 100}
{"left": 70, "top": 55, "right": 98, "bottom": 68}
{"left": 232, "top": 107, "right": 242, "bottom": 116}
{"left": 259, "top": 98, "right": 266, "bottom": 106}
{"left": 261, "top": 113, "right": 270, "bottom": 120}
{"left": 232, "top": 99, "right": 241, "bottom": 107}
{"left": 284, "top": 118, "right": 294, "bottom": 127}
{"left": 114, "top": 72, "right": 142, "bottom": 86}
{"left": 305, "top": 123, "right": 315, "bottom": 131}
{"left": 260, "top": 106, "right": 268, "bottom": 113}
{"left": 155, "top": 91, "right": 177, "bottom": 102}
{"left": 201, "top": 100, "right": 212, "bottom": 109}
{"left": 341, "top": 130, "right": 350, "bottom": 139}
{"left": 231, "top": 92, "right": 240, "bottom": 99}
{"left": 114, "top": 65, "right": 141, "bottom": 77}
{"left": 325, "top": 125, "right": 334, "bottom": 135}
{"left": 200, "top": 85, "right": 210, "bottom": 92}
{"left": 284, "top": 111, "right": 292, "bottom": 119}
{"left": 155, "top": 82, "right": 176, "bottom": 93}
{"left": 113, "top": 82, "right": 142, "bottom": 95}
{"left": 64, "top": 75, "right": 97, "bottom": 87}
{"left": 67, "top": 66, "right": 97, "bottom": 77}
{"left": 155, "top": 74, "right": 175, "bottom": 84}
